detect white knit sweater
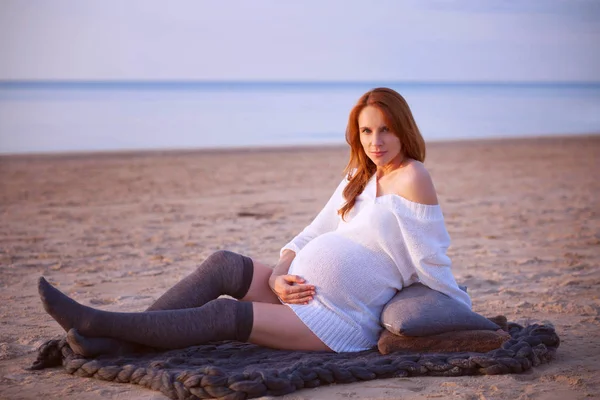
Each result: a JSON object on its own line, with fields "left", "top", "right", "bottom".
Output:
{"left": 281, "top": 173, "right": 472, "bottom": 352}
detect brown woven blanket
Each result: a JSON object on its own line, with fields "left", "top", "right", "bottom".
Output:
{"left": 28, "top": 321, "right": 559, "bottom": 400}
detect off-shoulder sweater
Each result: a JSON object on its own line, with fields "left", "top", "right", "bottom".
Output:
{"left": 280, "top": 173, "right": 472, "bottom": 352}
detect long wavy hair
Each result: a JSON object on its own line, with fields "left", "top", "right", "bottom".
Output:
{"left": 338, "top": 87, "right": 426, "bottom": 220}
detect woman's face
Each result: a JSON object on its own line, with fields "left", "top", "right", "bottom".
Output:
{"left": 358, "top": 105, "right": 402, "bottom": 168}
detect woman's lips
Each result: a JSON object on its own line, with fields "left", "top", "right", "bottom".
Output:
{"left": 371, "top": 151, "right": 387, "bottom": 157}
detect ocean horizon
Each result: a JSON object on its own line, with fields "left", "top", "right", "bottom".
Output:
{"left": 1, "top": 81, "right": 599, "bottom": 155}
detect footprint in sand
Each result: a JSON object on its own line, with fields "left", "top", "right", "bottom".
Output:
{"left": 74, "top": 280, "right": 95, "bottom": 287}
{"left": 237, "top": 211, "right": 274, "bottom": 219}
{"left": 89, "top": 297, "right": 117, "bottom": 305}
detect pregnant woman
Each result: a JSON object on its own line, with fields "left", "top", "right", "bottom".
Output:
{"left": 38, "top": 87, "right": 471, "bottom": 355}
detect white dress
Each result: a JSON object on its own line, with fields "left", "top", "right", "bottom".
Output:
{"left": 281, "top": 174, "right": 472, "bottom": 352}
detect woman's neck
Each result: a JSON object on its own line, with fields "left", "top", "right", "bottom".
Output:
{"left": 376, "top": 154, "right": 406, "bottom": 179}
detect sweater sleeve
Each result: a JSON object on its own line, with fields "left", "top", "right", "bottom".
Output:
{"left": 280, "top": 176, "right": 347, "bottom": 257}
{"left": 393, "top": 200, "right": 473, "bottom": 309}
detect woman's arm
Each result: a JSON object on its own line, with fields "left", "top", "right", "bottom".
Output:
{"left": 270, "top": 249, "right": 296, "bottom": 280}
{"left": 411, "top": 250, "right": 472, "bottom": 309}
{"left": 268, "top": 249, "right": 315, "bottom": 305}
{"left": 393, "top": 163, "right": 472, "bottom": 308}
{"left": 279, "top": 176, "right": 348, "bottom": 256}
{"left": 272, "top": 176, "right": 348, "bottom": 304}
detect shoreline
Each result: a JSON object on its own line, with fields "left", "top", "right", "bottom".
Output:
{"left": 1, "top": 131, "right": 598, "bottom": 160}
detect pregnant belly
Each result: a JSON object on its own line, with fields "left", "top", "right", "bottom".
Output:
{"left": 289, "top": 232, "right": 393, "bottom": 307}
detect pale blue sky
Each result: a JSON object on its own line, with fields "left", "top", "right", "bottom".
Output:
{"left": 1, "top": 0, "right": 599, "bottom": 82}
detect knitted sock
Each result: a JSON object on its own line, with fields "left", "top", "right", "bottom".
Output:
{"left": 67, "top": 328, "right": 148, "bottom": 356}
{"left": 147, "top": 250, "right": 254, "bottom": 311}
{"left": 39, "top": 277, "right": 253, "bottom": 350}
{"left": 61, "top": 250, "right": 254, "bottom": 355}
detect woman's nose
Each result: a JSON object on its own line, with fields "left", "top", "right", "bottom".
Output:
{"left": 372, "top": 133, "right": 384, "bottom": 146}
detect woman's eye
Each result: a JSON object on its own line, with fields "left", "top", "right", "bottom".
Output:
{"left": 381, "top": 127, "right": 389, "bottom": 132}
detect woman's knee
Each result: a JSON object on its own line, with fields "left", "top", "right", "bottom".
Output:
{"left": 204, "top": 250, "right": 242, "bottom": 266}
{"left": 199, "top": 250, "right": 254, "bottom": 298}
{"left": 200, "top": 251, "right": 250, "bottom": 274}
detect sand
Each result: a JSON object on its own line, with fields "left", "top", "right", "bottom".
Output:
{"left": 0, "top": 135, "right": 599, "bottom": 399}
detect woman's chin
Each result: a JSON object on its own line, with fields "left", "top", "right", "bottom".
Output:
{"left": 369, "top": 158, "right": 389, "bottom": 167}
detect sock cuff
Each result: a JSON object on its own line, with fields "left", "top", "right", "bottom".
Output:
{"left": 232, "top": 255, "right": 254, "bottom": 299}
{"left": 236, "top": 301, "right": 254, "bottom": 342}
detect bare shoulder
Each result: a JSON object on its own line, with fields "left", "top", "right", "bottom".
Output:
{"left": 394, "top": 160, "right": 439, "bottom": 205}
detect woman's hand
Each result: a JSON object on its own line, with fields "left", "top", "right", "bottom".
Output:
{"left": 269, "top": 274, "right": 315, "bottom": 304}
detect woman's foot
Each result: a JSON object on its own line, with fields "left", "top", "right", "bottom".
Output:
{"left": 38, "top": 277, "right": 94, "bottom": 334}
{"left": 67, "top": 329, "right": 147, "bottom": 357}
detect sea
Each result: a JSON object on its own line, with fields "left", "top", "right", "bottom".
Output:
{"left": 0, "top": 81, "right": 599, "bottom": 154}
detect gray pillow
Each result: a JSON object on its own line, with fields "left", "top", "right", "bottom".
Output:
{"left": 381, "top": 283, "right": 500, "bottom": 336}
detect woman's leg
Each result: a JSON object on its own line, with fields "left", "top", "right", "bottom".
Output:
{"left": 146, "top": 250, "right": 254, "bottom": 311}
{"left": 240, "top": 260, "right": 280, "bottom": 304}
{"left": 249, "top": 303, "right": 332, "bottom": 351}
{"left": 66, "top": 250, "right": 262, "bottom": 355}
{"left": 40, "top": 277, "right": 252, "bottom": 349}
{"left": 39, "top": 277, "right": 331, "bottom": 351}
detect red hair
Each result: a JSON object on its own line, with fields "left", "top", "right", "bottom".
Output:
{"left": 338, "top": 87, "right": 426, "bottom": 219}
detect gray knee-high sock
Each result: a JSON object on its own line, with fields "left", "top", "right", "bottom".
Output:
{"left": 40, "top": 277, "right": 253, "bottom": 350}
{"left": 64, "top": 250, "right": 253, "bottom": 356}
{"left": 147, "top": 250, "right": 254, "bottom": 311}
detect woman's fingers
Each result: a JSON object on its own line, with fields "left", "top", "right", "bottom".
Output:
{"left": 286, "top": 284, "right": 315, "bottom": 294}
{"left": 284, "top": 293, "right": 314, "bottom": 304}
{"left": 281, "top": 286, "right": 314, "bottom": 303}
{"left": 279, "top": 275, "right": 315, "bottom": 293}
{"left": 282, "top": 275, "right": 306, "bottom": 284}
{"left": 273, "top": 275, "right": 315, "bottom": 304}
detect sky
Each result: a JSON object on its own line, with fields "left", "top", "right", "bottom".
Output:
{"left": 1, "top": 0, "right": 599, "bottom": 82}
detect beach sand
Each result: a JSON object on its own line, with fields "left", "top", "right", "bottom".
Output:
{"left": 0, "top": 135, "right": 599, "bottom": 399}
